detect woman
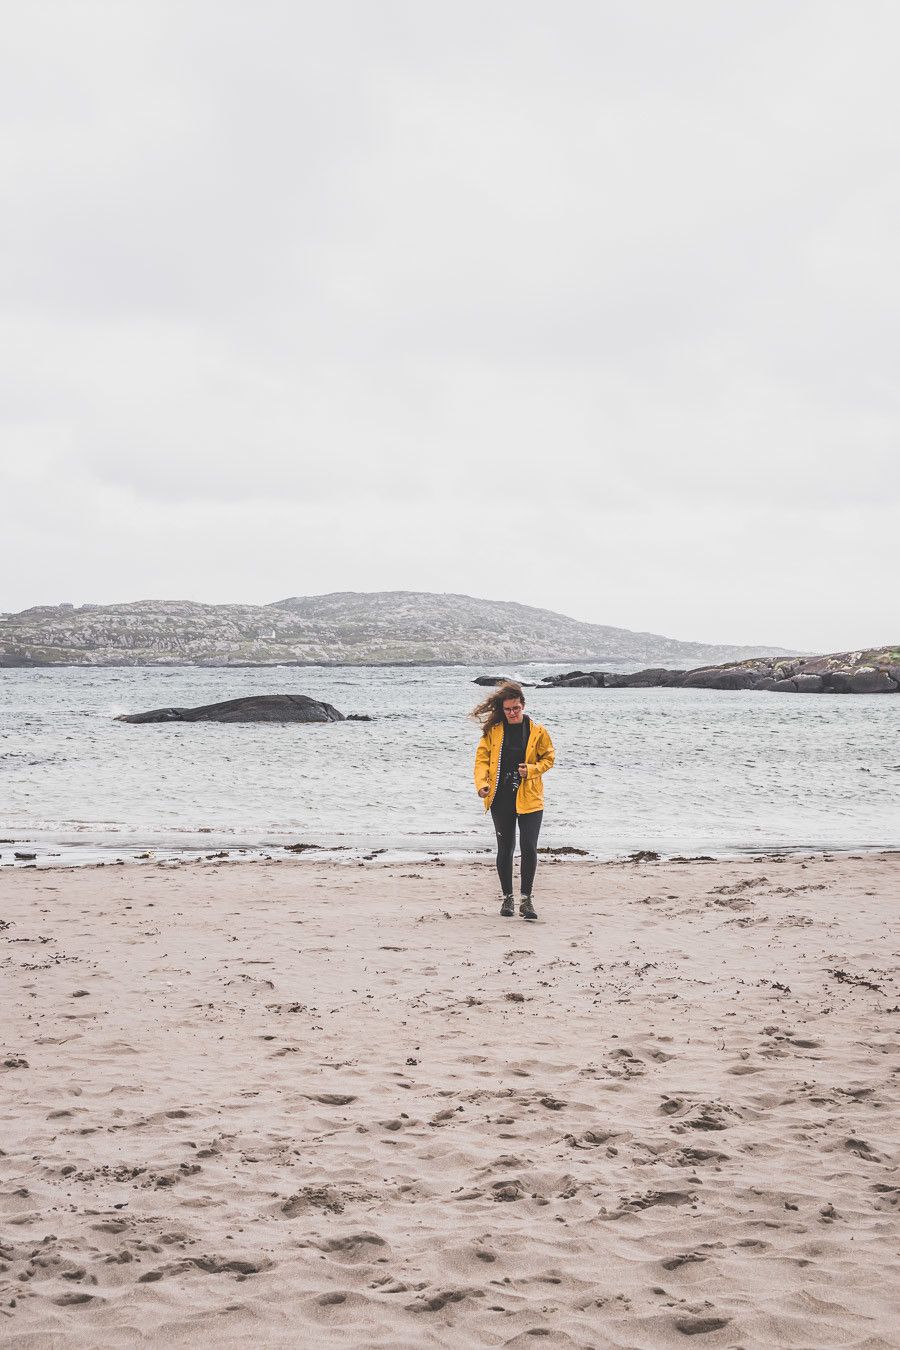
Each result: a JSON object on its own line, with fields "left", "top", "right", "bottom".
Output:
{"left": 472, "top": 681, "right": 555, "bottom": 921}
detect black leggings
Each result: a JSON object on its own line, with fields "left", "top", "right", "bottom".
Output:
{"left": 490, "top": 793, "right": 543, "bottom": 896}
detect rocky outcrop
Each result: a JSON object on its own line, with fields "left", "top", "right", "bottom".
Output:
{"left": 117, "top": 695, "right": 345, "bottom": 724}
{"left": 539, "top": 667, "right": 686, "bottom": 689}
{"left": 0, "top": 653, "right": 45, "bottom": 667}
{"left": 471, "top": 676, "right": 538, "bottom": 688}
{"left": 540, "top": 648, "right": 900, "bottom": 694}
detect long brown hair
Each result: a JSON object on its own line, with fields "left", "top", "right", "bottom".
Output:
{"left": 471, "top": 681, "right": 525, "bottom": 734}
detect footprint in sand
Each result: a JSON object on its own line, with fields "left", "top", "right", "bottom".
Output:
{"left": 602, "top": 1189, "right": 695, "bottom": 1220}
{"left": 871, "top": 1184, "right": 899, "bottom": 1210}
{"left": 224, "top": 974, "right": 275, "bottom": 992}
{"left": 404, "top": 1287, "right": 484, "bottom": 1313}
{"left": 661, "top": 1099, "right": 736, "bottom": 1131}
{"left": 674, "top": 1315, "right": 730, "bottom": 1335}
{"left": 479, "top": 1153, "right": 526, "bottom": 1171}
{"left": 661, "top": 1251, "right": 709, "bottom": 1270}
{"left": 843, "top": 1137, "right": 887, "bottom": 1163}
{"left": 141, "top": 1163, "right": 201, "bottom": 1188}
{"left": 139, "top": 1255, "right": 270, "bottom": 1281}
{"left": 370, "top": 1275, "right": 428, "bottom": 1294}
{"left": 312, "top": 1232, "right": 389, "bottom": 1263}
{"left": 279, "top": 1185, "right": 345, "bottom": 1216}
{"left": 91, "top": 1218, "right": 130, "bottom": 1234}
{"left": 491, "top": 1178, "right": 524, "bottom": 1202}
{"left": 565, "top": 1129, "right": 618, "bottom": 1149}
{"left": 429, "top": 1107, "right": 460, "bottom": 1126}
{"left": 673, "top": 1146, "right": 730, "bottom": 1166}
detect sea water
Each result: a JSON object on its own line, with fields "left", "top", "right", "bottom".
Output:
{"left": 1, "top": 664, "right": 897, "bottom": 864}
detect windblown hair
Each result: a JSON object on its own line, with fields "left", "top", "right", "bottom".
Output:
{"left": 470, "top": 681, "right": 526, "bottom": 735}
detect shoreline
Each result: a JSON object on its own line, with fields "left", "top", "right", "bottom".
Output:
{"left": 2, "top": 840, "right": 899, "bottom": 871}
{"left": 2, "top": 658, "right": 696, "bottom": 670}
{"left": 0, "top": 655, "right": 782, "bottom": 669}
{"left": 1, "top": 852, "right": 897, "bottom": 1347}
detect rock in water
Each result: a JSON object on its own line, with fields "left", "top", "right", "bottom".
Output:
{"left": 117, "top": 695, "right": 344, "bottom": 724}
{"left": 540, "top": 647, "right": 900, "bottom": 695}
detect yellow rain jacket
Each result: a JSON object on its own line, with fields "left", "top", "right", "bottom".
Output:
{"left": 474, "top": 718, "right": 555, "bottom": 814}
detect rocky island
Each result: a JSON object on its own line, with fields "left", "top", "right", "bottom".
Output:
{"left": 537, "top": 646, "right": 900, "bottom": 694}
{"left": 116, "top": 695, "right": 344, "bottom": 723}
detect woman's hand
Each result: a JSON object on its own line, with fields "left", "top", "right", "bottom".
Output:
{"left": 518, "top": 763, "right": 529, "bottom": 779}
{"left": 478, "top": 786, "right": 490, "bottom": 798}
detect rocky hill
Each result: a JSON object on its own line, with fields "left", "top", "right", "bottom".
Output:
{"left": 0, "top": 592, "right": 789, "bottom": 667}
{"left": 541, "top": 647, "right": 900, "bottom": 694}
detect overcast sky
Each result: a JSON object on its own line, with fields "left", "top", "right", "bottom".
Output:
{"left": 1, "top": 1, "right": 897, "bottom": 651}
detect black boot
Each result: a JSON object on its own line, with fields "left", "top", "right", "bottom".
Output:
{"left": 500, "top": 894, "right": 514, "bottom": 917}
{"left": 520, "top": 895, "right": 538, "bottom": 921}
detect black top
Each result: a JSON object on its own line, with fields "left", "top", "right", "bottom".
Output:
{"left": 498, "top": 717, "right": 529, "bottom": 795}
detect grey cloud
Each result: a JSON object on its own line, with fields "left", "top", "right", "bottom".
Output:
{"left": 1, "top": 0, "right": 897, "bottom": 648}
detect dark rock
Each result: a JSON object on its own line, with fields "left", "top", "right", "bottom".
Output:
{"left": 472, "top": 676, "right": 535, "bottom": 688}
{"left": 682, "top": 667, "right": 758, "bottom": 691}
{"left": 793, "top": 674, "right": 824, "bottom": 693}
{"left": 541, "top": 671, "right": 607, "bottom": 688}
{"left": 117, "top": 695, "right": 344, "bottom": 724}
{"left": 835, "top": 668, "right": 897, "bottom": 694}
{"left": 608, "top": 668, "right": 685, "bottom": 689}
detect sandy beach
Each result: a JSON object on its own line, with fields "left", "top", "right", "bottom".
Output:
{"left": 1, "top": 852, "right": 898, "bottom": 1349}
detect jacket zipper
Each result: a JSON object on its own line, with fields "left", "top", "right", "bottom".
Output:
{"left": 516, "top": 719, "right": 533, "bottom": 809}
{"left": 492, "top": 723, "right": 504, "bottom": 801}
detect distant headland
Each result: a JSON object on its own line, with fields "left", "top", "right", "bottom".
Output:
{"left": 0, "top": 592, "right": 791, "bottom": 668}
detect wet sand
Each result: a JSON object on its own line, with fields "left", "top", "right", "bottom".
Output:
{"left": 1, "top": 853, "right": 898, "bottom": 1348}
